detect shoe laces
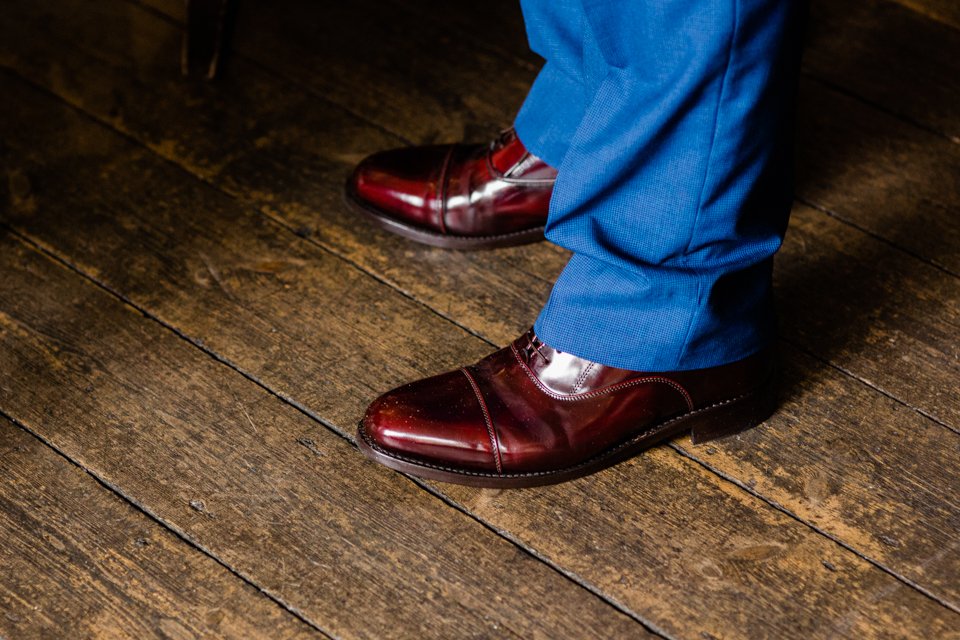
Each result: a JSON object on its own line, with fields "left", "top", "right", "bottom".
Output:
{"left": 490, "top": 127, "right": 514, "bottom": 151}
{"left": 488, "top": 128, "right": 530, "bottom": 179}
{"left": 521, "top": 332, "right": 550, "bottom": 365}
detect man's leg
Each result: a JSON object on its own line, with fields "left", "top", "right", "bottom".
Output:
{"left": 533, "top": 0, "right": 806, "bottom": 371}
{"left": 512, "top": 0, "right": 597, "bottom": 168}
{"left": 356, "top": 0, "right": 807, "bottom": 487}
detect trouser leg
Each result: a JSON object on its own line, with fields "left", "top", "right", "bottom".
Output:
{"left": 513, "top": 0, "right": 605, "bottom": 167}
{"left": 519, "top": 0, "right": 805, "bottom": 371}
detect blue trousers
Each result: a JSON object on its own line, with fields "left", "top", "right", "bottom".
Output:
{"left": 514, "top": 0, "right": 805, "bottom": 371}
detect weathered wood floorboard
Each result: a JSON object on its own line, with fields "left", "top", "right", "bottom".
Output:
{"left": 891, "top": 0, "right": 960, "bottom": 31}
{"left": 0, "top": 230, "right": 651, "bottom": 639}
{"left": 1, "top": 49, "right": 959, "bottom": 640}
{"left": 805, "top": 0, "right": 960, "bottom": 143}
{"left": 0, "top": 416, "right": 320, "bottom": 639}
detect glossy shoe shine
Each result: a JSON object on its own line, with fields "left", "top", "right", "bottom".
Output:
{"left": 358, "top": 329, "right": 777, "bottom": 488}
{"left": 345, "top": 129, "right": 556, "bottom": 249}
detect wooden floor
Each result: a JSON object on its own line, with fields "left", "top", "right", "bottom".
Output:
{"left": 0, "top": 0, "right": 958, "bottom": 637}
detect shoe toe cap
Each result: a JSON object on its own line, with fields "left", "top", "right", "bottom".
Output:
{"left": 347, "top": 146, "right": 451, "bottom": 224}
{"left": 360, "top": 370, "right": 499, "bottom": 474}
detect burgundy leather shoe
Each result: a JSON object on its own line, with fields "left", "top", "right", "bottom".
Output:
{"left": 345, "top": 129, "right": 556, "bottom": 249}
{"left": 358, "top": 329, "right": 777, "bottom": 488}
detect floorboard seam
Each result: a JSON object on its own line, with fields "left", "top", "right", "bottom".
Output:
{"left": 3, "top": 225, "right": 666, "bottom": 639}
{"left": 801, "top": 72, "right": 960, "bottom": 145}
{"left": 0, "top": 405, "right": 337, "bottom": 640}
{"left": 796, "top": 195, "right": 960, "bottom": 280}
{"left": 781, "top": 337, "right": 960, "bottom": 436}
{"left": 887, "top": 0, "right": 960, "bottom": 34}
{"left": 406, "top": 478, "right": 676, "bottom": 639}
{"left": 668, "top": 442, "right": 960, "bottom": 616}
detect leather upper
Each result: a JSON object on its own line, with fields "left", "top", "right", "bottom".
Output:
{"left": 347, "top": 129, "right": 556, "bottom": 238}
{"left": 362, "top": 329, "right": 773, "bottom": 476}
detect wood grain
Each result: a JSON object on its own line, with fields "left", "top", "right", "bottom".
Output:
{"left": 891, "top": 0, "right": 960, "bottom": 31}
{"left": 805, "top": 0, "right": 960, "bottom": 143}
{"left": 794, "top": 80, "right": 960, "bottom": 275}
{"left": 0, "top": 417, "right": 325, "bottom": 639}
{"left": 0, "top": 416, "right": 319, "bottom": 639}
{"left": 0, "top": 229, "right": 650, "bottom": 639}
{"left": 1, "top": 46, "right": 959, "bottom": 640}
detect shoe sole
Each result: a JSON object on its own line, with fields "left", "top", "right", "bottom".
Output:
{"left": 343, "top": 184, "right": 546, "bottom": 250}
{"left": 356, "top": 374, "right": 777, "bottom": 488}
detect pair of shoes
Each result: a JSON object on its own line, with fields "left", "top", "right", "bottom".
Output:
{"left": 346, "top": 132, "right": 776, "bottom": 487}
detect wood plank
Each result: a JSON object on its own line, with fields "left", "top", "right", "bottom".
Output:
{"left": 0, "top": 416, "right": 319, "bottom": 639}
{"left": 1, "top": 38, "right": 959, "bottom": 640}
{"left": 793, "top": 80, "right": 960, "bottom": 275}
{"left": 776, "top": 206, "right": 960, "bottom": 431}
{"left": 139, "top": 0, "right": 536, "bottom": 144}
{"left": 0, "top": 233, "right": 648, "bottom": 639}
{"left": 806, "top": 0, "right": 960, "bottom": 143}
{"left": 891, "top": 0, "right": 960, "bottom": 31}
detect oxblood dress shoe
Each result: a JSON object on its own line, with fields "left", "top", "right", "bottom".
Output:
{"left": 345, "top": 128, "right": 556, "bottom": 249}
{"left": 358, "top": 329, "right": 777, "bottom": 488}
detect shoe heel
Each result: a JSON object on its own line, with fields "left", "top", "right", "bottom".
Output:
{"left": 689, "top": 376, "right": 777, "bottom": 445}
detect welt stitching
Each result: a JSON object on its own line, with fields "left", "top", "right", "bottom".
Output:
{"left": 510, "top": 343, "right": 695, "bottom": 410}
{"left": 348, "top": 197, "right": 547, "bottom": 241}
{"left": 461, "top": 367, "right": 503, "bottom": 475}
{"left": 572, "top": 362, "right": 595, "bottom": 394}
{"left": 357, "top": 387, "right": 754, "bottom": 479}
